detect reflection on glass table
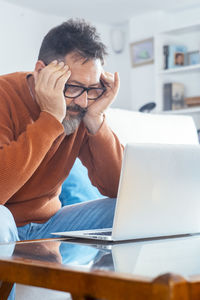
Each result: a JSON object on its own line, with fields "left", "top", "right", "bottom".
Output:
{"left": 1, "top": 234, "right": 200, "bottom": 279}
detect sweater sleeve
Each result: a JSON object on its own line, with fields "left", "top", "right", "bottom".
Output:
{"left": 0, "top": 94, "right": 64, "bottom": 204}
{"left": 78, "top": 117, "right": 124, "bottom": 198}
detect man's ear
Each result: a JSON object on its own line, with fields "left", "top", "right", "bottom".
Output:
{"left": 34, "top": 60, "right": 46, "bottom": 73}
{"left": 33, "top": 60, "right": 46, "bottom": 83}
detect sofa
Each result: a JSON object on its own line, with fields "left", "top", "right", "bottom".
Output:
{"left": 16, "top": 107, "right": 199, "bottom": 299}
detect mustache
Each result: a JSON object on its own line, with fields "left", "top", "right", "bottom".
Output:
{"left": 67, "top": 104, "right": 87, "bottom": 115}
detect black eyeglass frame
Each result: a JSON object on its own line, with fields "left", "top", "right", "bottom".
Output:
{"left": 63, "top": 81, "right": 107, "bottom": 101}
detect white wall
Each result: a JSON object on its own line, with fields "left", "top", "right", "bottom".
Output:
{"left": 0, "top": 1, "right": 56, "bottom": 74}
{"left": 107, "top": 22, "right": 132, "bottom": 109}
{"left": 129, "top": 7, "right": 200, "bottom": 111}
{"left": 0, "top": 0, "right": 131, "bottom": 109}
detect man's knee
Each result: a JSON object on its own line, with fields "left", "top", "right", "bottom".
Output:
{"left": 0, "top": 205, "right": 19, "bottom": 242}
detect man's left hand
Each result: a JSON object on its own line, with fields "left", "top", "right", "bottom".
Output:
{"left": 83, "top": 71, "right": 120, "bottom": 134}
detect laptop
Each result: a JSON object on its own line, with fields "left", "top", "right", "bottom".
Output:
{"left": 52, "top": 143, "right": 200, "bottom": 241}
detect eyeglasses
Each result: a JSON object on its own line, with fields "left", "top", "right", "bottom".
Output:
{"left": 63, "top": 81, "right": 106, "bottom": 100}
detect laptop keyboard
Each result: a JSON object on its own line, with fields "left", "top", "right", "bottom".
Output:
{"left": 86, "top": 231, "right": 112, "bottom": 236}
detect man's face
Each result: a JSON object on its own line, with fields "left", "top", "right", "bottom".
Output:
{"left": 62, "top": 52, "right": 102, "bottom": 135}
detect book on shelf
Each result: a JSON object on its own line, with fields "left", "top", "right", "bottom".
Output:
{"left": 163, "top": 45, "right": 169, "bottom": 69}
{"left": 163, "top": 45, "right": 187, "bottom": 69}
{"left": 185, "top": 96, "right": 200, "bottom": 107}
{"left": 184, "top": 51, "right": 200, "bottom": 66}
{"left": 163, "top": 82, "right": 185, "bottom": 110}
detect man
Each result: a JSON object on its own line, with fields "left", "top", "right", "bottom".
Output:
{"left": 0, "top": 19, "right": 123, "bottom": 244}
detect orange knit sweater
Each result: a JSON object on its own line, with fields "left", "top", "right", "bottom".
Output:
{"left": 0, "top": 72, "right": 123, "bottom": 226}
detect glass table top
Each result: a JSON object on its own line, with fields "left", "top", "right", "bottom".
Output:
{"left": 1, "top": 234, "right": 200, "bottom": 279}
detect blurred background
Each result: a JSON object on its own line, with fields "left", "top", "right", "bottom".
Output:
{"left": 1, "top": 0, "right": 200, "bottom": 112}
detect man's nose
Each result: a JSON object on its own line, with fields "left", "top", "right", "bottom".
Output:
{"left": 74, "top": 91, "right": 88, "bottom": 108}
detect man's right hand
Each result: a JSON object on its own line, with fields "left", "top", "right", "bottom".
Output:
{"left": 33, "top": 60, "right": 71, "bottom": 123}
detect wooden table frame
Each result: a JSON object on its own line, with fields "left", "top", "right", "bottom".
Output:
{"left": 1, "top": 256, "right": 200, "bottom": 300}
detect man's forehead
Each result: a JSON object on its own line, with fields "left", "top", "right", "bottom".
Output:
{"left": 65, "top": 53, "right": 102, "bottom": 86}
{"left": 64, "top": 52, "right": 87, "bottom": 64}
{"left": 64, "top": 52, "right": 102, "bottom": 67}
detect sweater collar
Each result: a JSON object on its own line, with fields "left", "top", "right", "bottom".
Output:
{"left": 20, "top": 72, "right": 41, "bottom": 121}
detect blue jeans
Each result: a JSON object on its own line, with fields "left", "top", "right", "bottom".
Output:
{"left": 0, "top": 198, "right": 116, "bottom": 299}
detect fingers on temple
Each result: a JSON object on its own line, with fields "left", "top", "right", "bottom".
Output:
{"left": 37, "top": 61, "right": 70, "bottom": 90}
{"left": 114, "top": 72, "right": 120, "bottom": 90}
{"left": 55, "top": 69, "right": 71, "bottom": 90}
{"left": 48, "top": 64, "right": 70, "bottom": 88}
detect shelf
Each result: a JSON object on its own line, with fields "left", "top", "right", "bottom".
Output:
{"left": 158, "top": 64, "right": 200, "bottom": 75}
{"left": 155, "top": 23, "right": 200, "bottom": 114}
{"left": 160, "top": 106, "right": 200, "bottom": 115}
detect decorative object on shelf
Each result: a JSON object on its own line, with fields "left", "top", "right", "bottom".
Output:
{"left": 138, "top": 102, "right": 156, "bottom": 113}
{"left": 184, "top": 51, "right": 200, "bottom": 66}
{"left": 163, "top": 82, "right": 185, "bottom": 111}
{"left": 163, "top": 45, "right": 169, "bottom": 69}
{"left": 130, "top": 38, "right": 154, "bottom": 67}
{"left": 185, "top": 96, "right": 200, "bottom": 107}
{"left": 163, "top": 45, "right": 187, "bottom": 69}
{"left": 110, "top": 28, "right": 125, "bottom": 54}
{"left": 197, "top": 129, "right": 200, "bottom": 143}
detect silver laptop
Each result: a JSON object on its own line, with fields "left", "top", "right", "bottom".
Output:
{"left": 52, "top": 143, "right": 200, "bottom": 241}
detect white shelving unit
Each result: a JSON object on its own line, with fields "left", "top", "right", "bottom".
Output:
{"left": 158, "top": 64, "right": 200, "bottom": 75}
{"left": 154, "top": 23, "right": 200, "bottom": 129}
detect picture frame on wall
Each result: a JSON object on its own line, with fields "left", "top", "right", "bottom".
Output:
{"left": 130, "top": 38, "right": 154, "bottom": 67}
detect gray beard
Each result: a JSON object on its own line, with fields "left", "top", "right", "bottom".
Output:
{"left": 62, "top": 113, "right": 82, "bottom": 135}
